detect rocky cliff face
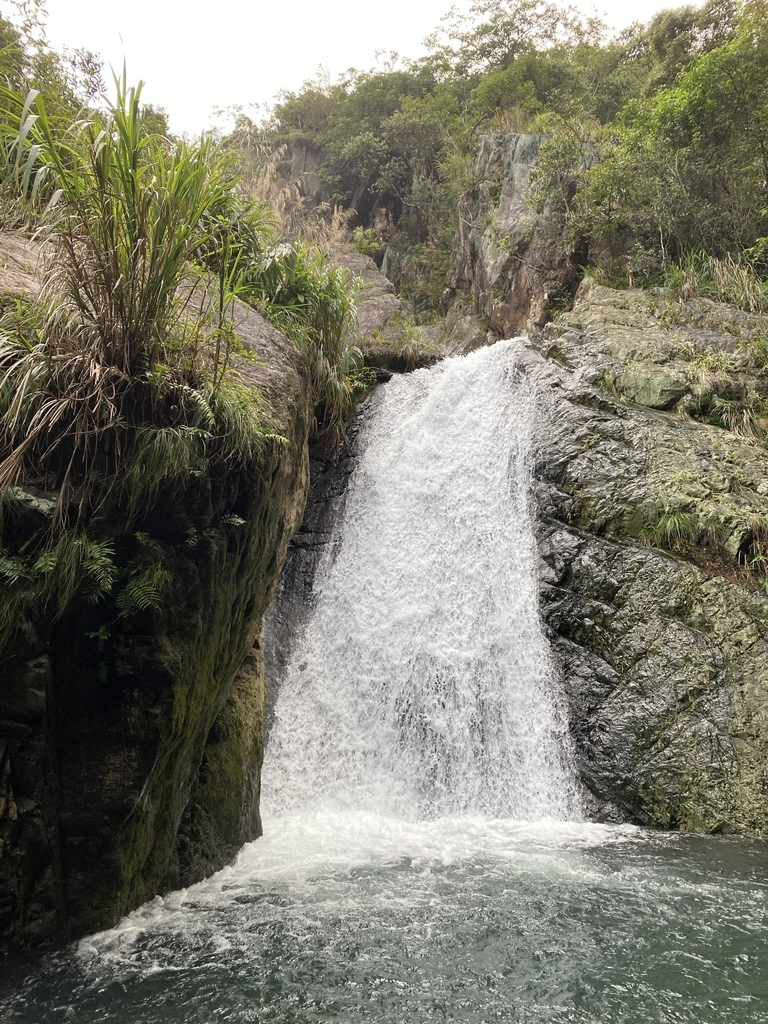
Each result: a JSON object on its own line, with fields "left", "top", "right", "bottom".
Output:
{"left": 449, "top": 133, "right": 583, "bottom": 337}
{"left": 0, "top": 243, "right": 313, "bottom": 953}
{"left": 523, "top": 283, "right": 768, "bottom": 830}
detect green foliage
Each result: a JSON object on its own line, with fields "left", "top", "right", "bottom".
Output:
{"left": 426, "top": 0, "right": 598, "bottom": 77}
{"left": 0, "top": 528, "right": 116, "bottom": 647}
{"left": 664, "top": 252, "right": 768, "bottom": 314}
{"left": 116, "top": 560, "right": 173, "bottom": 617}
{"left": 253, "top": 243, "right": 361, "bottom": 445}
{"left": 258, "top": 0, "right": 768, "bottom": 307}
{"left": 0, "top": 72, "right": 285, "bottom": 655}
{"left": 0, "top": 75, "right": 274, "bottom": 533}
{"left": 350, "top": 226, "right": 383, "bottom": 258}
{"left": 643, "top": 507, "right": 702, "bottom": 552}
{"left": 347, "top": 366, "right": 378, "bottom": 404}
{"left": 29, "top": 73, "right": 238, "bottom": 376}
{"left": 733, "top": 510, "right": 768, "bottom": 588}
{"left": 200, "top": 205, "right": 362, "bottom": 445}
{"left": 739, "top": 336, "right": 768, "bottom": 371}
{"left": 34, "top": 530, "right": 116, "bottom": 609}
{"left": 555, "top": 0, "right": 768, "bottom": 275}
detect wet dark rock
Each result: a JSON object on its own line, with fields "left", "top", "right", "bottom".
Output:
{"left": 0, "top": 261, "right": 313, "bottom": 953}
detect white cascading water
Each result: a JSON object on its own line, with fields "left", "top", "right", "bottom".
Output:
{"left": 263, "top": 338, "right": 582, "bottom": 822}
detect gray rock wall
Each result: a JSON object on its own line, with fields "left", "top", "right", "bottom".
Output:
{"left": 449, "top": 133, "right": 582, "bottom": 336}
{"left": 519, "top": 283, "right": 768, "bottom": 831}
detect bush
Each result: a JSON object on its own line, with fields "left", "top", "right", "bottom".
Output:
{"left": 252, "top": 243, "right": 361, "bottom": 446}
{"left": 0, "top": 76, "right": 271, "bottom": 523}
{"left": 208, "top": 234, "right": 361, "bottom": 448}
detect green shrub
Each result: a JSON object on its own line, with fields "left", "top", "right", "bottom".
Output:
{"left": 0, "top": 76, "right": 279, "bottom": 650}
{"left": 0, "top": 75, "right": 271, "bottom": 530}
{"left": 215, "top": 238, "right": 361, "bottom": 448}
{"left": 350, "top": 226, "right": 383, "bottom": 259}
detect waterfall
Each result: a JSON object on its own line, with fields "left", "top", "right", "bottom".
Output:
{"left": 263, "top": 338, "right": 581, "bottom": 822}
{"left": 12, "top": 350, "right": 768, "bottom": 1024}
{"left": 13, "top": 344, "right": 767, "bottom": 1024}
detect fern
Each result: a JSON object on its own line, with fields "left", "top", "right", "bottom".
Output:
{"left": 116, "top": 561, "right": 173, "bottom": 617}
{"left": 219, "top": 514, "right": 246, "bottom": 526}
{"left": 0, "top": 553, "right": 30, "bottom": 584}
{"left": 34, "top": 531, "right": 116, "bottom": 613}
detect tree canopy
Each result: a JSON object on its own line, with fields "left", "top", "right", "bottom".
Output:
{"left": 260, "top": 0, "right": 767, "bottom": 300}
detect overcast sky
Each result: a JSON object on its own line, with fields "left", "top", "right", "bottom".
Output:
{"left": 5, "top": 0, "right": 691, "bottom": 136}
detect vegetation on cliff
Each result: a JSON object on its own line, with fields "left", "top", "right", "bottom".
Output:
{"left": 0, "top": 28, "right": 363, "bottom": 651}
{"left": 0, "top": 78, "right": 264, "bottom": 645}
{"left": 256, "top": 0, "right": 768, "bottom": 596}
{"left": 0, "top": 7, "right": 353, "bottom": 944}
{"left": 263, "top": 0, "right": 768, "bottom": 312}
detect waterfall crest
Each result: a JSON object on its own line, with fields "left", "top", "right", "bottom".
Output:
{"left": 263, "top": 339, "right": 582, "bottom": 822}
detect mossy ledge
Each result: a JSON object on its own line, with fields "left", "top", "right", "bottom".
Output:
{"left": 0, "top": 238, "right": 313, "bottom": 953}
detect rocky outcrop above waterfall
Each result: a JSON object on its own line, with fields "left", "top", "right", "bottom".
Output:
{"left": 340, "top": 249, "right": 441, "bottom": 371}
{"left": 0, "top": 239, "right": 313, "bottom": 953}
{"left": 448, "top": 133, "right": 583, "bottom": 338}
{"left": 523, "top": 280, "right": 768, "bottom": 831}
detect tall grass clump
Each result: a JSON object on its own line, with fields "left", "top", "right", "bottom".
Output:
{"left": 0, "top": 75, "right": 269, "bottom": 523}
{"left": 643, "top": 506, "right": 702, "bottom": 552}
{"left": 208, "top": 236, "right": 361, "bottom": 449}
{"left": 0, "top": 76, "right": 272, "bottom": 639}
{"left": 666, "top": 250, "right": 768, "bottom": 313}
{"left": 34, "top": 74, "right": 236, "bottom": 375}
{"left": 0, "top": 84, "right": 44, "bottom": 227}
{"left": 252, "top": 243, "right": 361, "bottom": 447}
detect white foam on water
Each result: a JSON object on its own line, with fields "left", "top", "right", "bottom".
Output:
{"left": 76, "top": 814, "right": 650, "bottom": 971}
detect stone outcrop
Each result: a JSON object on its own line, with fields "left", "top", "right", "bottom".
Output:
{"left": 441, "top": 135, "right": 768, "bottom": 830}
{"left": 449, "top": 133, "right": 583, "bottom": 337}
{"left": 521, "top": 282, "right": 768, "bottom": 830}
{"left": 0, "top": 243, "right": 313, "bottom": 952}
{"left": 343, "top": 250, "right": 402, "bottom": 342}
{"left": 340, "top": 249, "right": 440, "bottom": 371}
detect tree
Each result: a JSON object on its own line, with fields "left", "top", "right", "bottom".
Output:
{"left": 426, "top": 0, "right": 602, "bottom": 76}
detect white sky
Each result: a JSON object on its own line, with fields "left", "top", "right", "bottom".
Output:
{"left": 6, "top": 0, "right": 690, "bottom": 136}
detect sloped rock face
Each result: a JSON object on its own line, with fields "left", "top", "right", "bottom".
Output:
{"left": 0, "top": 276, "right": 313, "bottom": 951}
{"left": 340, "top": 249, "right": 440, "bottom": 371}
{"left": 521, "top": 283, "right": 768, "bottom": 830}
{"left": 342, "top": 250, "right": 402, "bottom": 343}
{"left": 450, "top": 133, "right": 582, "bottom": 336}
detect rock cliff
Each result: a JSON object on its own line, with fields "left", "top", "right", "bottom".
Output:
{"left": 436, "top": 133, "right": 768, "bottom": 830}
{"left": 449, "top": 133, "right": 583, "bottom": 337}
{"left": 523, "top": 282, "right": 768, "bottom": 830}
{"left": 0, "top": 238, "right": 313, "bottom": 952}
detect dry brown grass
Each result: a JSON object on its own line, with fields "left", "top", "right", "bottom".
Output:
{"left": 0, "top": 232, "right": 39, "bottom": 299}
